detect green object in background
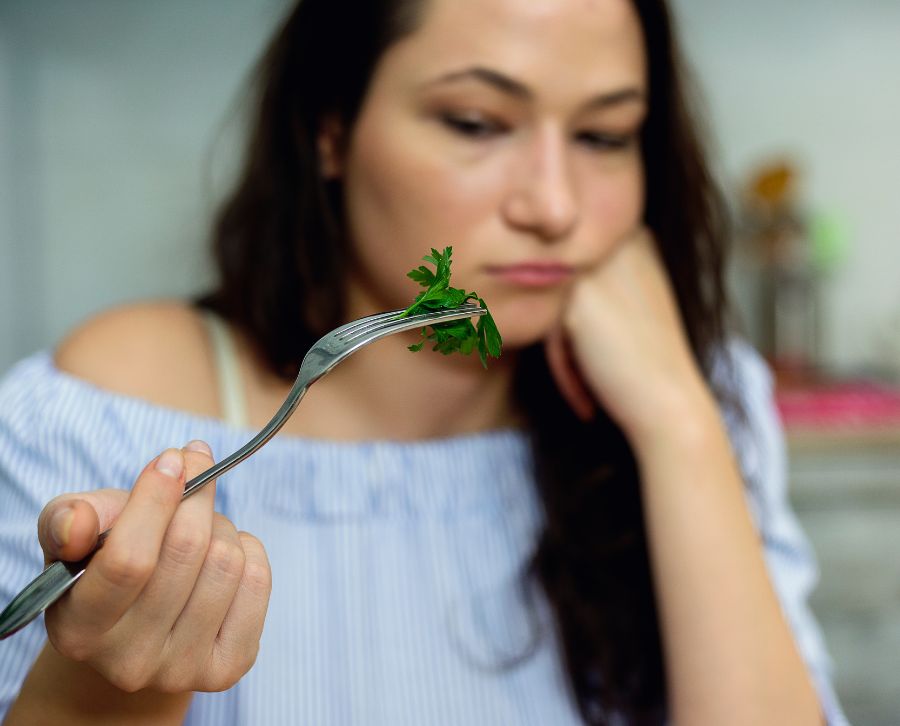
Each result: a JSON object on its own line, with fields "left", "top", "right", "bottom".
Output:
{"left": 809, "top": 209, "right": 851, "bottom": 274}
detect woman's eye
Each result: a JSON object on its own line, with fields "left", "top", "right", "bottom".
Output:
{"left": 440, "top": 113, "right": 504, "bottom": 139}
{"left": 575, "top": 131, "right": 636, "bottom": 151}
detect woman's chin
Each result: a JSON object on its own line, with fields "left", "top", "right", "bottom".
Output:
{"left": 491, "top": 301, "right": 563, "bottom": 351}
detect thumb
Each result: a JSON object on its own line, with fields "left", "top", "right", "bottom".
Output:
{"left": 544, "top": 326, "right": 597, "bottom": 423}
{"left": 38, "top": 488, "right": 129, "bottom": 566}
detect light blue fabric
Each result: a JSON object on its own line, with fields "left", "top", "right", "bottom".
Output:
{"left": 0, "top": 345, "right": 848, "bottom": 724}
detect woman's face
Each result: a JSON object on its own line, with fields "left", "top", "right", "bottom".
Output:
{"left": 335, "top": 0, "right": 648, "bottom": 348}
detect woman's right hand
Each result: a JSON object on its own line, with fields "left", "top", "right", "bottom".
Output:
{"left": 35, "top": 441, "right": 272, "bottom": 695}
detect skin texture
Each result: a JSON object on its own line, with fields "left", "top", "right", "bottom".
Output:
{"left": 7, "top": 0, "right": 822, "bottom": 723}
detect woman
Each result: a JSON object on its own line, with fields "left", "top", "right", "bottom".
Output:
{"left": 0, "top": 0, "right": 845, "bottom": 723}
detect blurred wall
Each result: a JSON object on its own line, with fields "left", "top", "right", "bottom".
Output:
{"left": 0, "top": 0, "right": 286, "bottom": 371}
{"left": 0, "top": 30, "right": 16, "bottom": 368}
{"left": 0, "top": 0, "right": 898, "bottom": 374}
{"left": 673, "top": 0, "right": 900, "bottom": 374}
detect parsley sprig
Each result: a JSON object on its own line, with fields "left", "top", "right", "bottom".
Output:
{"left": 401, "top": 246, "right": 502, "bottom": 367}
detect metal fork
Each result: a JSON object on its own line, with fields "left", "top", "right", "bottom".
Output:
{"left": 0, "top": 302, "right": 485, "bottom": 639}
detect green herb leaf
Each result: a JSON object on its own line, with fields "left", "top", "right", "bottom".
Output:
{"left": 402, "top": 246, "right": 502, "bottom": 367}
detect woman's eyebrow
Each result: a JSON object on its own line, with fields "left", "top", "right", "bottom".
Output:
{"left": 427, "top": 67, "right": 531, "bottom": 98}
{"left": 423, "top": 66, "right": 646, "bottom": 110}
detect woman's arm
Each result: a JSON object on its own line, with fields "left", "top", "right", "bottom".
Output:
{"left": 630, "top": 386, "right": 822, "bottom": 725}
{"left": 550, "top": 228, "right": 823, "bottom": 724}
{"left": 4, "top": 643, "right": 192, "bottom": 726}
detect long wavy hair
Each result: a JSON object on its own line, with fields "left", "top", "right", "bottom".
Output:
{"left": 198, "top": 0, "right": 734, "bottom": 722}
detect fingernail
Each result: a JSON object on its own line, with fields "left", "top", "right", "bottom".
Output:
{"left": 51, "top": 506, "right": 75, "bottom": 548}
{"left": 155, "top": 449, "right": 184, "bottom": 479}
{"left": 184, "top": 440, "right": 212, "bottom": 457}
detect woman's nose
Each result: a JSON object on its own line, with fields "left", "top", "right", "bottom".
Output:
{"left": 501, "top": 128, "right": 579, "bottom": 242}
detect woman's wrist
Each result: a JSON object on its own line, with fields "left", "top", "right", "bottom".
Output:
{"left": 5, "top": 641, "right": 193, "bottom": 726}
{"left": 619, "top": 375, "right": 725, "bottom": 462}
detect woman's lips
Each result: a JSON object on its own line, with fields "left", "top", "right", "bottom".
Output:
{"left": 486, "top": 262, "right": 575, "bottom": 287}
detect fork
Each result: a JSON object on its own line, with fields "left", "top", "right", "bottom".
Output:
{"left": 0, "top": 302, "right": 485, "bottom": 639}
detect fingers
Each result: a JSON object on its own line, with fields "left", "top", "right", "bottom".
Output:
{"left": 166, "top": 514, "right": 245, "bottom": 650}
{"left": 544, "top": 327, "right": 596, "bottom": 422}
{"left": 38, "top": 490, "right": 128, "bottom": 565}
{"left": 51, "top": 448, "right": 188, "bottom": 636}
{"left": 164, "top": 522, "right": 271, "bottom": 691}
{"left": 37, "top": 437, "right": 272, "bottom": 695}
{"left": 121, "top": 442, "right": 218, "bottom": 638}
{"left": 207, "top": 531, "right": 272, "bottom": 690}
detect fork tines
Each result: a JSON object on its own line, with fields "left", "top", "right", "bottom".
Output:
{"left": 339, "top": 303, "right": 482, "bottom": 342}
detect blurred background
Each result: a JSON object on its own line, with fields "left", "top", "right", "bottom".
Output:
{"left": 1, "top": 1, "right": 898, "bottom": 722}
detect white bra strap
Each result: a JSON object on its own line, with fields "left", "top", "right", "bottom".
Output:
{"left": 202, "top": 310, "right": 249, "bottom": 430}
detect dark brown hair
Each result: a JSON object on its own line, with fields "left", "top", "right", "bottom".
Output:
{"left": 199, "top": 0, "right": 733, "bottom": 722}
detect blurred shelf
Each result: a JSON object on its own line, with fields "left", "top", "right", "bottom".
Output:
{"left": 780, "top": 379, "right": 900, "bottom": 723}
{"left": 787, "top": 425, "right": 900, "bottom": 454}
{"left": 776, "top": 374, "right": 900, "bottom": 456}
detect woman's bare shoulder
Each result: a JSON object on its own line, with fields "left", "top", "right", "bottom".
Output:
{"left": 54, "top": 300, "right": 219, "bottom": 416}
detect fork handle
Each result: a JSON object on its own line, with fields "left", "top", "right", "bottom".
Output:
{"left": 0, "top": 532, "right": 109, "bottom": 639}
{"left": 0, "top": 381, "right": 311, "bottom": 639}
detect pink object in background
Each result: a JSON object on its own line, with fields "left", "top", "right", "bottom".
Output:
{"left": 776, "top": 381, "right": 900, "bottom": 429}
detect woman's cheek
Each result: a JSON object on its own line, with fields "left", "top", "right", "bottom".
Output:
{"left": 582, "top": 165, "right": 644, "bottom": 259}
{"left": 402, "top": 141, "right": 512, "bottom": 233}
{"left": 352, "top": 143, "right": 489, "bottom": 248}
{"left": 344, "top": 142, "right": 431, "bottom": 266}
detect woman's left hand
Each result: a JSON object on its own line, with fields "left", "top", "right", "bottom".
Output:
{"left": 545, "top": 226, "right": 713, "bottom": 444}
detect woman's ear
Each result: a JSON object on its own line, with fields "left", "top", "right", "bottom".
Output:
{"left": 317, "top": 115, "right": 345, "bottom": 179}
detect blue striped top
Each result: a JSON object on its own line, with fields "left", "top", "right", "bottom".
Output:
{"left": 0, "top": 344, "right": 848, "bottom": 724}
